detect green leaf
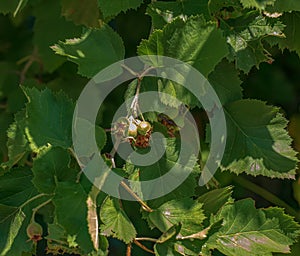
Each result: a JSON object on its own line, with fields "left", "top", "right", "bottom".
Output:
{"left": 277, "top": 12, "right": 300, "bottom": 57}
{"left": 157, "top": 79, "right": 200, "bottom": 108}
{"left": 0, "top": 167, "right": 36, "bottom": 207}
{"left": 98, "top": 0, "right": 143, "bottom": 19}
{"left": 52, "top": 26, "right": 125, "bottom": 78}
{"left": 208, "top": 60, "right": 243, "bottom": 105}
{"left": 240, "top": 0, "right": 275, "bottom": 10}
{"left": 221, "top": 99, "right": 299, "bottom": 178}
{"left": 267, "top": 0, "right": 300, "bottom": 12}
{"left": 147, "top": 0, "right": 210, "bottom": 29}
{"left": 263, "top": 207, "right": 300, "bottom": 240}
{"left": 0, "top": 62, "right": 24, "bottom": 113}
{"left": 0, "top": 204, "right": 33, "bottom": 256}
{"left": 197, "top": 186, "right": 233, "bottom": 216}
{"left": 149, "top": 198, "right": 205, "bottom": 235}
{"left": 137, "top": 15, "right": 228, "bottom": 77}
{"left": 0, "top": 112, "right": 13, "bottom": 161}
{"left": 46, "top": 223, "right": 106, "bottom": 255}
{"left": 209, "top": 0, "right": 243, "bottom": 17}
{"left": 53, "top": 182, "right": 95, "bottom": 254}
{"left": 46, "top": 223, "right": 74, "bottom": 251}
{"left": 99, "top": 197, "right": 137, "bottom": 244}
{"left": 206, "top": 199, "right": 295, "bottom": 255}
{"left": 32, "top": 147, "right": 77, "bottom": 194}
{"left": 0, "top": 207, "right": 25, "bottom": 256}
{"left": 127, "top": 138, "right": 200, "bottom": 207}
{"left": 33, "top": 0, "right": 82, "bottom": 72}
{"left": 61, "top": 0, "right": 100, "bottom": 27}
{"left": 154, "top": 225, "right": 182, "bottom": 256}
{"left": 22, "top": 86, "right": 75, "bottom": 150}
{"left": 220, "top": 11, "right": 284, "bottom": 72}
{"left": 73, "top": 118, "right": 107, "bottom": 158}
{"left": 0, "top": 167, "right": 50, "bottom": 256}
{"left": 4, "top": 110, "right": 30, "bottom": 169}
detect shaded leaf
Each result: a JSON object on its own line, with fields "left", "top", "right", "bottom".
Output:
{"left": 263, "top": 207, "right": 300, "bottom": 240}
{"left": 208, "top": 60, "right": 243, "bottom": 105}
{"left": 53, "top": 182, "right": 95, "bottom": 254}
{"left": 0, "top": 167, "right": 36, "bottom": 207}
{"left": 277, "top": 12, "right": 300, "bottom": 57}
{"left": 222, "top": 99, "right": 299, "bottom": 178}
{"left": 33, "top": 0, "right": 82, "bottom": 72}
{"left": 32, "top": 147, "right": 77, "bottom": 194}
{"left": 154, "top": 224, "right": 182, "bottom": 256}
{"left": 52, "top": 27, "right": 125, "bottom": 78}
{"left": 220, "top": 11, "right": 284, "bottom": 72}
{"left": 240, "top": 0, "right": 275, "bottom": 10}
{"left": 149, "top": 198, "right": 205, "bottom": 235}
{"left": 267, "top": 0, "right": 300, "bottom": 12}
{"left": 5, "top": 110, "right": 29, "bottom": 169}
{"left": 0, "top": 167, "right": 50, "bottom": 255}
{"left": 22, "top": 86, "right": 75, "bottom": 150}
{"left": 0, "top": 207, "right": 25, "bottom": 256}
{"left": 127, "top": 138, "right": 200, "bottom": 207}
{"left": 73, "top": 118, "right": 107, "bottom": 158}
{"left": 147, "top": 0, "right": 210, "bottom": 29}
{"left": 100, "top": 197, "right": 136, "bottom": 244}
{"left": 0, "top": 0, "right": 20, "bottom": 14}
{"left": 61, "top": 0, "right": 100, "bottom": 27}
{"left": 98, "top": 0, "right": 143, "bottom": 19}
{"left": 197, "top": 186, "right": 233, "bottom": 216}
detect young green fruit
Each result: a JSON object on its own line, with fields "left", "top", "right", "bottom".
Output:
{"left": 137, "top": 121, "right": 151, "bottom": 135}
{"left": 26, "top": 221, "right": 43, "bottom": 242}
{"left": 128, "top": 122, "right": 137, "bottom": 137}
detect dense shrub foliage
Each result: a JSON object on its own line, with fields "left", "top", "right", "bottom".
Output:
{"left": 0, "top": 0, "right": 300, "bottom": 255}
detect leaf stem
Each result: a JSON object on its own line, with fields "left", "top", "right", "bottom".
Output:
{"left": 19, "top": 193, "right": 50, "bottom": 210}
{"left": 133, "top": 239, "right": 155, "bottom": 254}
{"left": 233, "top": 175, "right": 300, "bottom": 220}
{"left": 135, "top": 237, "right": 158, "bottom": 242}
{"left": 120, "top": 181, "right": 153, "bottom": 212}
{"left": 31, "top": 198, "right": 53, "bottom": 221}
{"left": 68, "top": 147, "right": 84, "bottom": 182}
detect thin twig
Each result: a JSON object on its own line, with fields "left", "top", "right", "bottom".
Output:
{"left": 126, "top": 243, "right": 132, "bottom": 256}
{"left": 133, "top": 239, "right": 155, "bottom": 254}
{"left": 0, "top": 103, "right": 7, "bottom": 109}
{"left": 25, "top": 160, "right": 33, "bottom": 167}
{"left": 19, "top": 47, "right": 40, "bottom": 84}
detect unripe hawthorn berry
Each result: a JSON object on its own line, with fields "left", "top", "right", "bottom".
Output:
{"left": 26, "top": 221, "right": 43, "bottom": 242}
{"left": 137, "top": 121, "right": 151, "bottom": 135}
{"left": 127, "top": 122, "right": 137, "bottom": 137}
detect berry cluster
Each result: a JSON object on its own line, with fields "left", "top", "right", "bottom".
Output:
{"left": 113, "top": 116, "right": 152, "bottom": 148}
